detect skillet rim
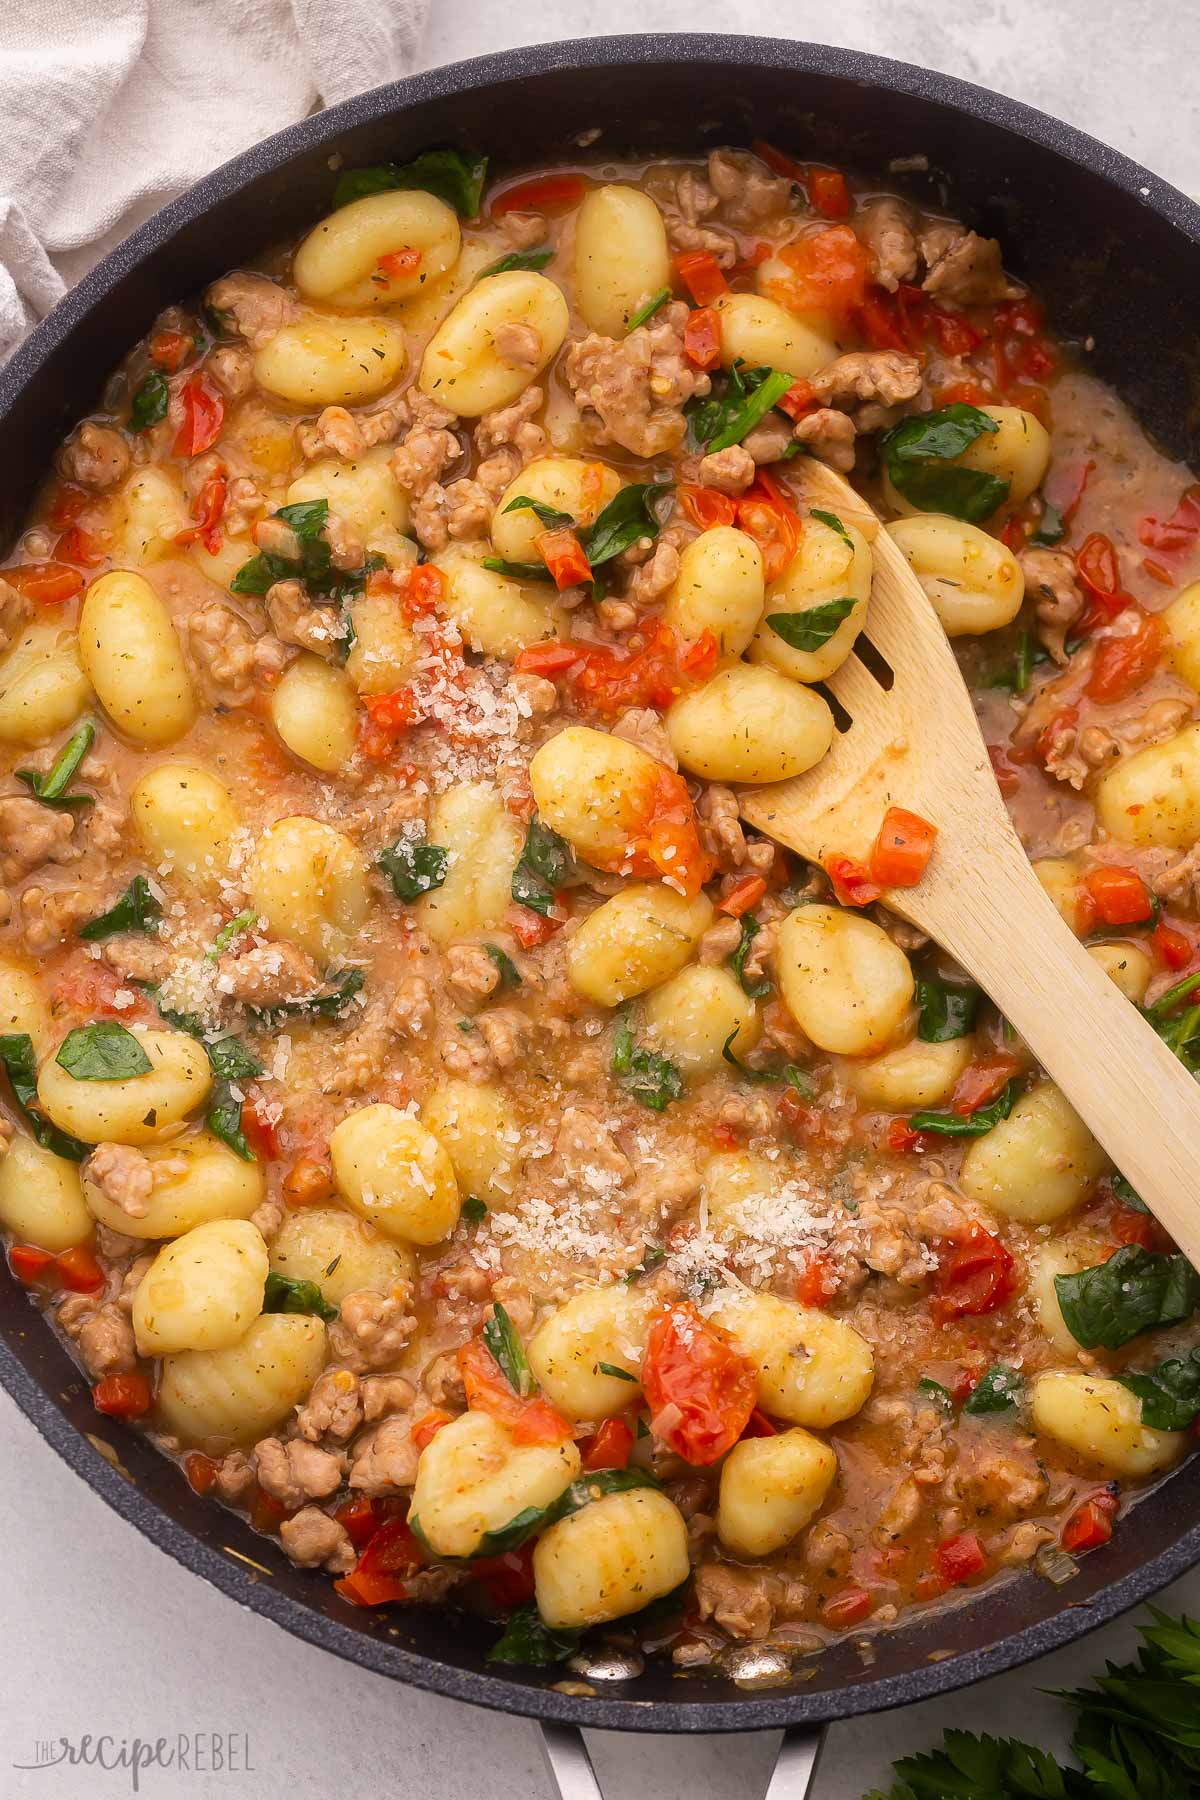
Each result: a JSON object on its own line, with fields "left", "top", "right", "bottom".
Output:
{"left": 3, "top": 29, "right": 1200, "bottom": 1735}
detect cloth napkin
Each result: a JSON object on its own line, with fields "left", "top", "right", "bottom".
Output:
{"left": 0, "top": 0, "right": 432, "bottom": 360}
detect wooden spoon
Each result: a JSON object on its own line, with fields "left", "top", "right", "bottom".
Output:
{"left": 738, "top": 461, "right": 1200, "bottom": 1266}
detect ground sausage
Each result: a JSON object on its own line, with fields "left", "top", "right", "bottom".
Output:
{"left": 206, "top": 273, "right": 301, "bottom": 348}
{"left": 58, "top": 421, "right": 131, "bottom": 491}
{"left": 564, "top": 301, "right": 712, "bottom": 458}
{"left": 279, "top": 1506, "right": 356, "bottom": 1573}
{"left": 253, "top": 1436, "right": 343, "bottom": 1510}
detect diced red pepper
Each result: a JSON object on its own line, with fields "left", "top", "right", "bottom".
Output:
{"left": 8, "top": 1244, "right": 56, "bottom": 1285}
{"left": 1061, "top": 1489, "right": 1118, "bottom": 1553}
{"left": 377, "top": 247, "right": 423, "bottom": 279}
{"left": 358, "top": 687, "right": 419, "bottom": 762}
{"left": 886, "top": 1118, "right": 929, "bottom": 1155}
{"left": 491, "top": 173, "right": 586, "bottom": 216}
{"left": 642, "top": 1303, "right": 757, "bottom": 1466}
{"left": 870, "top": 807, "right": 937, "bottom": 888}
{"left": 675, "top": 249, "right": 729, "bottom": 307}
{"left": 795, "top": 1252, "right": 839, "bottom": 1309}
{"left": 933, "top": 1226, "right": 1017, "bottom": 1321}
{"left": 410, "top": 1408, "right": 452, "bottom": 1452}
{"left": 807, "top": 167, "right": 850, "bottom": 219}
{"left": 821, "top": 1586, "right": 873, "bottom": 1627}
{"left": 507, "top": 903, "right": 563, "bottom": 948}
{"left": 678, "top": 485, "right": 737, "bottom": 531}
{"left": 1153, "top": 921, "right": 1192, "bottom": 969}
{"left": 55, "top": 524, "right": 107, "bottom": 568}
{"left": 250, "top": 1485, "right": 288, "bottom": 1534}
{"left": 172, "top": 373, "right": 225, "bottom": 457}
{"left": 334, "top": 1516, "right": 424, "bottom": 1607}
{"left": 334, "top": 1495, "right": 382, "bottom": 1549}
{"left": 581, "top": 1417, "right": 634, "bottom": 1472}
{"left": 825, "top": 854, "right": 881, "bottom": 908}
{"left": 513, "top": 641, "right": 582, "bottom": 677}
{"left": 55, "top": 1245, "right": 105, "bottom": 1293}
{"left": 1082, "top": 864, "right": 1154, "bottom": 925}
{"left": 951, "top": 1052, "right": 1022, "bottom": 1116}
{"left": 4, "top": 561, "right": 84, "bottom": 604}
{"left": 741, "top": 1408, "right": 778, "bottom": 1439}
{"left": 535, "top": 526, "right": 592, "bottom": 591}
{"left": 92, "top": 1372, "right": 152, "bottom": 1418}
{"left": 750, "top": 139, "right": 809, "bottom": 184}
{"left": 776, "top": 377, "right": 818, "bottom": 420}
{"left": 457, "top": 1336, "right": 574, "bottom": 1446}
{"left": 934, "top": 1530, "right": 986, "bottom": 1586}
{"left": 184, "top": 1451, "right": 219, "bottom": 1494}
{"left": 1138, "top": 483, "right": 1200, "bottom": 555}
{"left": 682, "top": 306, "right": 722, "bottom": 369}
{"left": 239, "top": 1096, "right": 280, "bottom": 1159}
{"left": 150, "top": 329, "right": 194, "bottom": 371}
{"left": 471, "top": 1545, "right": 537, "bottom": 1609}
{"left": 718, "top": 874, "right": 767, "bottom": 918}
{"left": 1085, "top": 610, "right": 1164, "bottom": 703}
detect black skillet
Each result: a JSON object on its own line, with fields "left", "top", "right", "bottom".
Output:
{"left": 2, "top": 33, "right": 1199, "bottom": 1799}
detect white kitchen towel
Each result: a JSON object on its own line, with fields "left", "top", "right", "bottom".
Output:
{"left": 0, "top": 0, "right": 431, "bottom": 360}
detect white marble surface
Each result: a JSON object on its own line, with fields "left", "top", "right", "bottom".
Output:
{"left": 4, "top": 4, "right": 1200, "bottom": 1797}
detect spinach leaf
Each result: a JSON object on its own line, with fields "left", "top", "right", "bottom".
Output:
{"left": 881, "top": 403, "right": 1009, "bottom": 522}
{"left": 78, "top": 874, "right": 163, "bottom": 942}
{"left": 730, "top": 913, "right": 772, "bottom": 999}
{"left": 208, "top": 1084, "right": 253, "bottom": 1161}
{"left": 207, "top": 909, "right": 258, "bottom": 961}
{"left": 580, "top": 483, "right": 669, "bottom": 566}
{"left": 229, "top": 498, "right": 377, "bottom": 615}
{"left": 915, "top": 975, "right": 980, "bottom": 1043}
{"left": 472, "top": 1467, "right": 661, "bottom": 1558}
{"left": 916, "top": 1376, "right": 954, "bottom": 1415}
{"left": 511, "top": 814, "right": 572, "bottom": 916}
{"left": 766, "top": 597, "right": 856, "bottom": 652}
{"left": 986, "top": 630, "right": 1044, "bottom": 695}
{"left": 783, "top": 1063, "right": 817, "bottom": 1099}
{"left": 461, "top": 1195, "right": 488, "bottom": 1225}
{"left": 1120, "top": 1349, "right": 1200, "bottom": 1430}
{"left": 484, "top": 944, "right": 521, "bottom": 988}
{"left": 263, "top": 1271, "right": 338, "bottom": 1322}
{"left": 811, "top": 508, "right": 852, "bottom": 546}
{"left": 596, "top": 1361, "right": 637, "bottom": 1382}
{"left": 487, "top": 1604, "right": 579, "bottom": 1666}
{"left": 130, "top": 371, "right": 168, "bottom": 432}
{"left": 626, "top": 287, "right": 672, "bottom": 331}
{"left": 1143, "top": 970, "right": 1200, "bottom": 1077}
{"left": 378, "top": 837, "right": 450, "bottom": 903}
{"left": 612, "top": 1023, "right": 683, "bottom": 1112}
{"left": 909, "top": 1078, "right": 1020, "bottom": 1138}
{"left": 721, "top": 1028, "right": 777, "bottom": 1083}
{"left": 333, "top": 150, "right": 488, "bottom": 217}
{"left": 250, "top": 967, "right": 365, "bottom": 1026}
{"left": 0, "top": 1033, "right": 89, "bottom": 1161}
{"left": 964, "top": 1363, "right": 1023, "bottom": 1415}
{"left": 1055, "top": 1245, "right": 1200, "bottom": 1350}
{"left": 55, "top": 1021, "right": 153, "bottom": 1081}
{"left": 1030, "top": 501, "right": 1065, "bottom": 547}
{"left": 483, "top": 1302, "right": 534, "bottom": 1397}
{"left": 477, "top": 247, "right": 553, "bottom": 278}
{"left": 206, "top": 1035, "right": 264, "bottom": 1083}
{"left": 709, "top": 367, "right": 796, "bottom": 454}
{"left": 481, "top": 556, "right": 555, "bottom": 582}
{"left": 625, "top": 1244, "right": 666, "bottom": 1284}
{"left": 1111, "top": 1172, "right": 1149, "bottom": 1213}
{"left": 16, "top": 718, "right": 96, "bottom": 810}
{"left": 502, "top": 493, "right": 575, "bottom": 530}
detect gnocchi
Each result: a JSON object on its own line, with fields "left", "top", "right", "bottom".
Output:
{"left": 491, "top": 457, "right": 622, "bottom": 563}
{"left": 415, "top": 781, "right": 524, "bottom": 946}
{"left": 270, "top": 654, "right": 358, "bottom": 772}
{"left": 158, "top": 1314, "right": 327, "bottom": 1446}
{"left": 566, "top": 883, "right": 714, "bottom": 1007}
{"left": 255, "top": 313, "right": 407, "bottom": 406}
{"left": 133, "top": 1219, "right": 268, "bottom": 1355}
{"left": 712, "top": 1292, "right": 875, "bottom": 1426}
{"left": 959, "top": 1082, "right": 1108, "bottom": 1223}
{"left": 749, "top": 513, "right": 872, "bottom": 682}
{"left": 330, "top": 1104, "right": 460, "bottom": 1246}
{"left": 533, "top": 1488, "right": 690, "bottom": 1630}
{"left": 293, "top": 191, "right": 461, "bottom": 309}
{"left": 527, "top": 1284, "right": 656, "bottom": 1420}
{"left": 270, "top": 1206, "right": 415, "bottom": 1305}
{"left": 886, "top": 515, "right": 1024, "bottom": 636}
{"left": 82, "top": 1134, "right": 264, "bottom": 1238}
{"left": 1031, "top": 1372, "right": 1185, "bottom": 1477}
{"left": 666, "top": 664, "right": 834, "bottom": 783}
{"left": 411, "top": 1410, "right": 580, "bottom": 1559}
{"left": 78, "top": 570, "right": 197, "bottom": 744}
{"left": 0, "top": 623, "right": 90, "bottom": 745}
{"left": 717, "top": 1428, "right": 837, "bottom": 1558}
{"left": 40, "top": 1028, "right": 213, "bottom": 1148}
{"left": 1094, "top": 722, "right": 1200, "bottom": 849}
{"left": 246, "top": 816, "right": 371, "bottom": 965}
{"left": 776, "top": 904, "right": 914, "bottom": 1056}
{"left": 130, "top": 761, "right": 239, "bottom": 894}
{"left": 419, "top": 270, "right": 569, "bottom": 416}
{"left": 575, "top": 185, "right": 672, "bottom": 335}
{"left": 0, "top": 1135, "right": 92, "bottom": 1251}
{"left": 663, "top": 527, "right": 765, "bottom": 657}
{"left": 639, "top": 963, "right": 761, "bottom": 1074}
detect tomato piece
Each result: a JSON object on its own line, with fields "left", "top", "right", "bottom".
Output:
{"left": 825, "top": 854, "right": 881, "bottom": 908}
{"left": 513, "top": 642, "right": 582, "bottom": 677}
{"left": 4, "top": 561, "right": 84, "bottom": 604}
{"left": 150, "top": 329, "right": 194, "bottom": 371}
{"left": 808, "top": 167, "right": 850, "bottom": 219}
{"left": 9, "top": 1244, "right": 55, "bottom": 1284}
{"left": 683, "top": 306, "right": 722, "bottom": 369}
{"left": 821, "top": 1586, "right": 873, "bottom": 1627}
{"left": 675, "top": 249, "right": 729, "bottom": 306}
{"left": 1110, "top": 1203, "right": 1172, "bottom": 1253}
{"left": 358, "top": 686, "right": 419, "bottom": 761}
{"left": 55, "top": 1245, "right": 105, "bottom": 1293}
{"left": 741, "top": 1408, "right": 778, "bottom": 1439}
{"left": 92, "top": 1372, "right": 152, "bottom": 1418}
{"left": 507, "top": 903, "right": 563, "bottom": 948}
{"left": 472, "top": 1545, "right": 537, "bottom": 1609}
{"left": 55, "top": 524, "right": 107, "bottom": 568}
{"left": 378, "top": 248, "right": 423, "bottom": 278}
{"left": 795, "top": 1252, "right": 839, "bottom": 1308}
{"left": 492, "top": 173, "right": 586, "bottom": 215}
{"left": 410, "top": 1409, "right": 453, "bottom": 1452}
{"left": 457, "top": 1337, "right": 574, "bottom": 1445}
{"left": 934, "top": 1530, "right": 986, "bottom": 1586}
{"left": 718, "top": 875, "right": 767, "bottom": 918}
{"left": 933, "top": 1226, "right": 1016, "bottom": 1321}
{"left": 47, "top": 485, "right": 88, "bottom": 528}
{"left": 870, "top": 806, "right": 937, "bottom": 888}
{"left": 581, "top": 1417, "right": 634, "bottom": 1471}
{"left": 239, "top": 1097, "right": 280, "bottom": 1159}
{"left": 751, "top": 139, "right": 808, "bottom": 183}
{"left": 1085, "top": 611, "right": 1164, "bottom": 703}
{"left": 1075, "top": 532, "right": 1133, "bottom": 629}
{"left": 987, "top": 743, "right": 1022, "bottom": 795}
{"left": 184, "top": 1451, "right": 219, "bottom": 1494}
{"left": 927, "top": 304, "right": 984, "bottom": 357}
{"left": 678, "top": 485, "right": 737, "bottom": 531}
{"left": 1035, "top": 704, "right": 1079, "bottom": 770}
{"left": 172, "top": 373, "right": 225, "bottom": 457}
{"left": 641, "top": 1302, "right": 757, "bottom": 1466}
{"left": 886, "top": 1118, "right": 929, "bottom": 1155}
{"left": 334, "top": 1495, "right": 382, "bottom": 1549}
{"left": 778, "top": 1086, "right": 823, "bottom": 1141}
{"left": 569, "top": 622, "right": 714, "bottom": 717}
{"left": 174, "top": 472, "right": 228, "bottom": 554}
{"left": 854, "top": 289, "right": 913, "bottom": 352}
{"left": 1041, "top": 457, "right": 1094, "bottom": 526}
{"left": 335, "top": 1516, "right": 424, "bottom": 1607}
{"left": 735, "top": 469, "right": 802, "bottom": 581}
{"left": 535, "top": 526, "right": 593, "bottom": 590}
{"left": 950, "top": 1052, "right": 1022, "bottom": 1116}
{"left": 762, "top": 226, "right": 872, "bottom": 322}
{"left": 1153, "top": 921, "right": 1192, "bottom": 969}
{"left": 932, "top": 378, "right": 990, "bottom": 408}
{"left": 1082, "top": 864, "right": 1154, "bottom": 925}
{"left": 1061, "top": 1489, "right": 1118, "bottom": 1553}
{"left": 1138, "top": 483, "right": 1200, "bottom": 555}
{"left": 776, "top": 377, "right": 818, "bottom": 419}
{"left": 627, "top": 765, "right": 713, "bottom": 898}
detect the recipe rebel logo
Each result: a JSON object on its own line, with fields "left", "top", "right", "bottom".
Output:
{"left": 12, "top": 1732, "right": 255, "bottom": 1792}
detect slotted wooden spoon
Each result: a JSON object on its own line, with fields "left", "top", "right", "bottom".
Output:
{"left": 738, "top": 462, "right": 1200, "bottom": 1267}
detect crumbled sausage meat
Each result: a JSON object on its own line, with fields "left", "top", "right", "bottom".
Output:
{"left": 348, "top": 1413, "right": 420, "bottom": 1493}
{"left": 297, "top": 404, "right": 401, "bottom": 460}
{"left": 696, "top": 445, "right": 756, "bottom": 494}
{"left": 83, "top": 1143, "right": 156, "bottom": 1220}
{"left": 362, "top": 1374, "right": 416, "bottom": 1421}
{"left": 18, "top": 885, "right": 93, "bottom": 952}
{"left": 494, "top": 322, "right": 543, "bottom": 370}
{"left": 624, "top": 540, "right": 681, "bottom": 607}
{"left": 706, "top": 148, "right": 793, "bottom": 226}
{"left": 206, "top": 273, "right": 300, "bottom": 347}
{"left": 187, "top": 600, "right": 290, "bottom": 708}
{"left": 411, "top": 477, "right": 492, "bottom": 553}
{"left": 920, "top": 225, "right": 1022, "bottom": 305}
{"left": 792, "top": 407, "right": 858, "bottom": 472}
{"left": 216, "top": 940, "right": 322, "bottom": 1008}
{"left": 57, "top": 421, "right": 131, "bottom": 491}
{"left": 444, "top": 944, "right": 502, "bottom": 1010}
{"left": 1019, "top": 547, "right": 1083, "bottom": 665}
{"left": 265, "top": 580, "right": 346, "bottom": 661}
{"left": 0, "top": 797, "right": 77, "bottom": 883}
{"left": 328, "top": 1286, "right": 416, "bottom": 1373}
{"left": 75, "top": 1304, "right": 137, "bottom": 1378}
{"left": 389, "top": 426, "right": 461, "bottom": 498}
{"left": 611, "top": 705, "right": 678, "bottom": 769}
{"left": 280, "top": 1506, "right": 356, "bottom": 1572}
{"left": 254, "top": 1436, "right": 343, "bottom": 1510}
{"left": 692, "top": 1563, "right": 807, "bottom": 1639}
{"left": 564, "top": 301, "right": 711, "bottom": 457}
{"left": 810, "top": 350, "right": 924, "bottom": 429}
{"left": 295, "top": 1369, "right": 364, "bottom": 1444}
{"left": 858, "top": 196, "right": 919, "bottom": 291}
{"left": 474, "top": 385, "right": 547, "bottom": 461}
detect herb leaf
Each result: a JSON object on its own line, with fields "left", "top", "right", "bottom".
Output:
{"left": 473, "top": 1467, "right": 661, "bottom": 1558}
{"left": 263, "top": 1271, "right": 338, "bottom": 1322}
{"left": 964, "top": 1363, "right": 1023, "bottom": 1415}
{"left": 130, "top": 372, "right": 168, "bottom": 432}
{"left": 811, "top": 508, "right": 852, "bottom": 546}
{"left": 477, "top": 248, "right": 553, "bottom": 278}
{"left": 1055, "top": 1245, "right": 1200, "bottom": 1350}
{"left": 208, "top": 1084, "right": 253, "bottom": 1161}
{"left": 766, "top": 596, "right": 856, "bottom": 652}
{"left": 487, "top": 1604, "right": 579, "bottom": 1666}
{"left": 461, "top": 1195, "right": 488, "bottom": 1225}
{"left": 249, "top": 967, "right": 365, "bottom": 1027}
{"left": 721, "top": 1027, "right": 776, "bottom": 1083}
{"left": 730, "top": 913, "right": 771, "bottom": 999}
{"left": 503, "top": 494, "right": 575, "bottom": 530}
{"left": 1120, "top": 1349, "right": 1200, "bottom": 1430}
{"left": 16, "top": 718, "right": 96, "bottom": 810}
{"left": 612, "top": 1023, "right": 682, "bottom": 1112}
{"left": 909, "top": 1078, "right": 1020, "bottom": 1138}
{"left": 484, "top": 944, "right": 521, "bottom": 987}
{"left": 626, "top": 288, "right": 672, "bottom": 331}
{"left": 333, "top": 150, "right": 488, "bottom": 217}
{"left": 915, "top": 975, "right": 980, "bottom": 1043}
{"left": 0, "top": 1033, "right": 89, "bottom": 1161}
{"left": 483, "top": 1302, "right": 534, "bottom": 1397}
{"left": 378, "top": 838, "right": 451, "bottom": 903}
{"left": 580, "top": 483, "right": 668, "bottom": 566}
{"left": 511, "top": 814, "right": 571, "bottom": 916}
{"left": 881, "top": 403, "right": 1009, "bottom": 522}
{"left": 916, "top": 1376, "right": 954, "bottom": 1415}
{"left": 207, "top": 910, "right": 258, "bottom": 961}
{"left": 481, "top": 556, "right": 554, "bottom": 582}
{"left": 596, "top": 1361, "right": 638, "bottom": 1382}
{"left": 692, "top": 364, "right": 795, "bottom": 454}
{"left": 1030, "top": 501, "right": 1065, "bottom": 547}
{"left": 55, "top": 1021, "right": 153, "bottom": 1082}
{"left": 78, "top": 875, "right": 163, "bottom": 942}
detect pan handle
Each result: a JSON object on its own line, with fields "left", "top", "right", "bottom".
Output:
{"left": 538, "top": 1722, "right": 828, "bottom": 1800}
